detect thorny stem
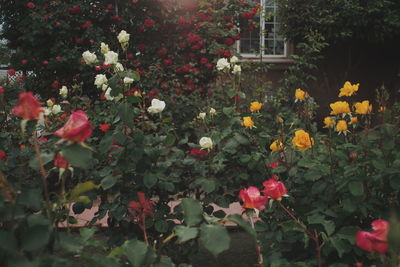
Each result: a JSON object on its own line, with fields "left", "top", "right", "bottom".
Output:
{"left": 249, "top": 213, "right": 264, "bottom": 267}
{"left": 33, "top": 133, "right": 52, "bottom": 220}
{"left": 142, "top": 213, "right": 149, "bottom": 245}
{"left": 278, "top": 202, "right": 324, "bottom": 267}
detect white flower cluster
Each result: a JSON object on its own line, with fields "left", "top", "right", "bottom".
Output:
{"left": 216, "top": 56, "right": 241, "bottom": 75}
{"left": 44, "top": 98, "right": 62, "bottom": 115}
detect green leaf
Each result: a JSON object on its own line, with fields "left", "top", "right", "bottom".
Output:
{"left": 58, "top": 232, "right": 82, "bottom": 253}
{"left": 200, "top": 224, "right": 230, "bottom": 257}
{"left": 163, "top": 134, "right": 176, "bottom": 146}
{"left": 144, "top": 172, "right": 158, "bottom": 189}
{"left": 108, "top": 74, "right": 121, "bottom": 94}
{"left": 123, "top": 70, "right": 140, "bottom": 81}
{"left": 182, "top": 198, "right": 203, "bottom": 226}
{"left": 29, "top": 152, "right": 54, "bottom": 170}
{"left": 101, "top": 175, "right": 119, "bottom": 190}
{"left": 0, "top": 230, "right": 17, "bottom": 253}
{"left": 118, "top": 102, "right": 135, "bottom": 127}
{"left": 80, "top": 228, "right": 97, "bottom": 244}
{"left": 330, "top": 236, "right": 351, "bottom": 258}
{"left": 151, "top": 256, "right": 175, "bottom": 267}
{"left": 174, "top": 225, "right": 199, "bottom": 243}
{"left": 127, "top": 95, "right": 141, "bottom": 103}
{"left": 155, "top": 220, "right": 169, "bottom": 233}
{"left": 227, "top": 214, "right": 256, "bottom": 238}
{"left": 18, "top": 188, "right": 42, "bottom": 210}
{"left": 123, "top": 239, "right": 156, "bottom": 267}
{"left": 307, "top": 214, "right": 335, "bottom": 235}
{"left": 62, "top": 143, "right": 93, "bottom": 169}
{"left": 69, "top": 181, "right": 100, "bottom": 201}
{"left": 348, "top": 181, "right": 364, "bottom": 196}
{"left": 21, "top": 225, "right": 51, "bottom": 252}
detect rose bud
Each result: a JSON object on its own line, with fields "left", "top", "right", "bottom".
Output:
{"left": 263, "top": 179, "right": 287, "bottom": 201}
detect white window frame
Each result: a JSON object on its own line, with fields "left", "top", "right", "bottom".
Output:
{"left": 237, "top": 0, "right": 289, "bottom": 61}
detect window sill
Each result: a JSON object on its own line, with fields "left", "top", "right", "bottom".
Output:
{"left": 239, "top": 57, "right": 294, "bottom": 64}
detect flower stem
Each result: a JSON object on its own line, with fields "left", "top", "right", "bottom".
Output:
{"left": 33, "top": 133, "right": 52, "bottom": 220}
{"left": 249, "top": 213, "right": 264, "bottom": 267}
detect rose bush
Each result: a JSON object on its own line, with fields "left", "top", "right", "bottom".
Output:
{"left": 0, "top": 1, "right": 400, "bottom": 267}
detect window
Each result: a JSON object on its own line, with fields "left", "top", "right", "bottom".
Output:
{"left": 238, "top": 0, "right": 288, "bottom": 60}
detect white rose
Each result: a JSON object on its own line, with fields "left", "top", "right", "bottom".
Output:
{"left": 209, "top": 108, "right": 217, "bottom": 115}
{"left": 82, "top": 50, "right": 97, "bottom": 64}
{"left": 114, "top": 93, "right": 124, "bottom": 102}
{"left": 100, "top": 42, "right": 110, "bottom": 54}
{"left": 43, "top": 107, "right": 52, "bottom": 116}
{"left": 232, "top": 65, "right": 241, "bottom": 75}
{"left": 115, "top": 63, "right": 124, "bottom": 72}
{"left": 199, "top": 137, "right": 213, "bottom": 149}
{"left": 104, "top": 87, "right": 114, "bottom": 101}
{"left": 59, "top": 86, "right": 68, "bottom": 98}
{"left": 94, "top": 74, "right": 108, "bottom": 88}
{"left": 147, "top": 99, "right": 166, "bottom": 114}
{"left": 46, "top": 99, "right": 54, "bottom": 107}
{"left": 230, "top": 56, "right": 239, "bottom": 64}
{"left": 117, "top": 30, "right": 130, "bottom": 44}
{"left": 124, "top": 77, "right": 134, "bottom": 84}
{"left": 52, "top": 104, "right": 62, "bottom": 114}
{"left": 102, "top": 84, "right": 108, "bottom": 92}
{"left": 104, "top": 51, "right": 119, "bottom": 65}
{"left": 216, "top": 58, "right": 230, "bottom": 71}
{"left": 197, "top": 112, "right": 206, "bottom": 120}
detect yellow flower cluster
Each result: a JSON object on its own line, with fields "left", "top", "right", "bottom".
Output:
{"left": 339, "top": 81, "right": 359, "bottom": 97}
{"left": 242, "top": 117, "right": 255, "bottom": 128}
{"left": 354, "top": 100, "right": 372, "bottom": 115}
{"left": 292, "top": 130, "right": 313, "bottom": 151}
{"left": 250, "top": 101, "right": 262, "bottom": 112}
{"left": 270, "top": 140, "right": 285, "bottom": 152}
{"left": 295, "top": 88, "right": 308, "bottom": 102}
{"left": 323, "top": 117, "right": 336, "bottom": 128}
{"left": 330, "top": 101, "right": 351, "bottom": 115}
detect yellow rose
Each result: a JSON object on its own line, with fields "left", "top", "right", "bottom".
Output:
{"left": 330, "top": 101, "right": 350, "bottom": 115}
{"left": 270, "top": 140, "right": 285, "bottom": 152}
{"left": 242, "top": 117, "right": 255, "bottom": 128}
{"left": 295, "top": 88, "right": 307, "bottom": 101}
{"left": 323, "top": 117, "right": 336, "bottom": 128}
{"left": 292, "top": 130, "right": 313, "bottom": 151}
{"left": 338, "top": 81, "right": 359, "bottom": 97}
{"left": 354, "top": 100, "right": 372, "bottom": 115}
{"left": 378, "top": 106, "right": 386, "bottom": 112}
{"left": 250, "top": 101, "right": 262, "bottom": 112}
{"left": 336, "top": 120, "right": 348, "bottom": 133}
{"left": 350, "top": 117, "right": 358, "bottom": 125}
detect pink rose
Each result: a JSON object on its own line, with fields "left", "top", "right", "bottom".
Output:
{"left": 54, "top": 110, "right": 93, "bottom": 142}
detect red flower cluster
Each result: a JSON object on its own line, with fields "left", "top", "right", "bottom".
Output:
{"left": 99, "top": 124, "right": 111, "bottom": 132}
{"left": 68, "top": 5, "right": 81, "bottom": 14}
{"left": 0, "top": 150, "right": 7, "bottom": 161}
{"left": 27, "top": 2, "right": 35, "bottom": 9}
{"left": 144, "top": 19, "right": 155, "bottom": 28}
{"left": 189, "top": 148, "right": 208, "bottom": 160}
{"left": 128, "top": 192, "right": 154, "bottom": 217}
{"left": 12, "top": 92, "right": 42, "bottom": 120}
{"left": 239, "top": 179, "right": 288, "bottom": 210}
{"left": 356, "top": 219, "right": 390, "bottom": 254}
{"left": 267, "top": 162, "right": 279, "bottom": 168}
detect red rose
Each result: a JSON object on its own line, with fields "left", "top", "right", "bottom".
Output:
{"left": 99, "top": 124, "right": 111, "bottom": 132}
{"left": 200, "top": 57, "right": 208, "bottom": 64}
{"left": 187, "top": 34, "right": 201, "bottom": 43}
{"left": 27, "top": 2, "right": 35, "bottom": 9}
{"left": 144, "top": 19, "right": 155, "bottom": 28}
{"left": 127, "top": 53, "right": 135, "bottom": 59}
{"left": 55, "top": 56, "right": 62, "bottom": 61}
{"left": 111, "top": 16, "right": 123, "bottom": 22}
{"left": 128, "top": 192, "right": 154, "bottom": 217}
{"left": 21, "top": 59, "right": 28, "bottom": 65}
{"left": 12, "top": 92, "right": 42, "bottom": 120}
{"left": 52, "top": 80, "right": 59, "bottom": 89}
{"left": 54, "top": 110, "right": 93, "bottom": 142}
{"left": 7, "top": 69, "right": 16, "bottom": 76}
{"left": 224, "top": 38, "right": 235, "bottom": 46}
{"left": 263, "top": 179, "right": 287, "bottom": 200}
{"left": 0, "top": 150, "right": 7, "bottom": 160}
{"left": 267, "top": 162, "right": 279, "bottom": 168}
{"left": 132, "top": 0, "right": 139, "bottom": 3}
{"left": 224, "top": 49, "right": 231, "bottom": 57}
{"left": 238, "top": 186, "right": 268, "bottom": 211}
{"left": 356, "top": 219, "right": 390, "bottom": 254}
{"left": 0, "top": 86, "right": 4, "bottom": 94}
{"left": 138, "top": 44, "right": 146, "bottom": 51}
{"left": 81, "top": 21, "right": 92, "bottom": 29}
{"left": 163, "top": 59, "right": 173, "bottom": 66}
{"left": 241, "top": 11, "right": 255, "bottom": 20}
{"left": 157, "top": 47, "right": 168, "bottom": 57}
{"left": 68, "top": 5, "right": 81, "bottom": 14}
{"left": 54, "top": 153, "right": 69, "bottom": 169}
{"left": 95, "top": 65, "right": 101, "bottom": 71}
{"left": 189, "top": 148, "right": 208, "bottom": 160}
{"left": 106, "top": 4, "right": 114, "bottom": 9}
{"left": 42, "top": 60, "right": 49, "bottom": 65}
